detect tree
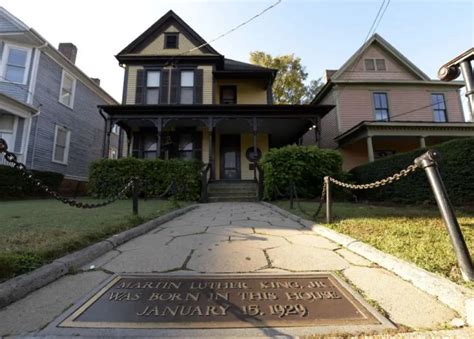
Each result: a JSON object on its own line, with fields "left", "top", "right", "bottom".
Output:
{"left": 250, "top": 51, "right": 321, "bottom": 104}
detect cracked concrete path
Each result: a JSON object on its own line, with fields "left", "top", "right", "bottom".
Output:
{"left": 0, "top": 203, "right": 462, "bottom": 336}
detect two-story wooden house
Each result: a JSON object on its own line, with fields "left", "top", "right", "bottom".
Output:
{"left": 308, "top": 34, "right": 473, "bottom": 170}
{"left": 100, "top": 10, "right": 331, "bottom": 199}
{"left": 0, "top": 7, "right": 120, "bottom": 193}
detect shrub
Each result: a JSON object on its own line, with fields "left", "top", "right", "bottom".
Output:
{"left": 261, "top": 145, "right": 343, "bottom": 199}
{"left": 88, "top": 158, "right": 202, "bottom": 201}
{"left": 0, "top": 165, "right": 64, "bottom": 199}
{"left": 350, "top": 138, "right": 474, "bottom": 205}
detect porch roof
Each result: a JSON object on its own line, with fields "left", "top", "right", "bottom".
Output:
{"left": 335, "top": 121, "right": 474, "bottom": 146}
{"left": 98, "top": 104, "right": 334, "bottom": 119}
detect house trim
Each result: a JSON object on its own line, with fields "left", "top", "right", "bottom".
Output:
{"left": 335, "top": 121, "right": 474, "bottom": 147}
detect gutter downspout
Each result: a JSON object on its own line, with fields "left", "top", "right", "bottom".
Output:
{"left": 99, "top": 108, "right": 109, "bottom": 158}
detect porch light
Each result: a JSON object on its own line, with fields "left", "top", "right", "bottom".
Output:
{"left": 312, "top": 125, "right": 316, "bottom": 128}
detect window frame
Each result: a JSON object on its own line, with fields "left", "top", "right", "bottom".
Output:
{"left": 58, "top": 69, "right": 77, "bottom": 108}
{"left": 179, "top": 69, "right": 195, "bottom": 104}
{"left": 373, "top": 92, "right": 390, "bottom": 121}
{"left": 144, "top": 69, "right": 161, "bottom": 104}
{"left": 431, "top": 93, "right": 448, "bottom": 122}
{"left": 364, "top": 58, "right": 386, "bottom": 72}
{"left": 0, "top": 43, "right": 32, "bottom": 85}
{"left": 220, "top": 85, "right": 237, "bottom": 104}
{"left": 52, "top": 125, "right": 71, "bottom": 165}
{"left": 164, "top": 33, "right": 179, "bottom": 49}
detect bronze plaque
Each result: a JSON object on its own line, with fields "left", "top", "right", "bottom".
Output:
{"left": 59, "top": 274, "right": 381, "bottom": 329}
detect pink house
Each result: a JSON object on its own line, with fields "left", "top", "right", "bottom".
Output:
{"left": 308, "top": 34, "right": 473, "bottom": 170}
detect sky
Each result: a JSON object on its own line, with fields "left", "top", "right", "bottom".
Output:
{"left": 3, "top": 0, "right": 473, "bottom": 118}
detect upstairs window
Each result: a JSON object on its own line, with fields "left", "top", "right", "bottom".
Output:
{"left": 146, "top": 71, "right": 160, "bottom": 104}
{"left": 220, "top": 86, "right": 237, "bottom": 104}
{"left": 164, "top": 33, "right": 179, "bottom": 49}
{"left": 180, "top": 71, "right": 194, "bottom": 104}
{"left": 2, "top": 45, "right": 31, "bottom": 84}
{"left": 364, "top": 58, "right": 386, "bottom": 71}
{"left": 373, "top": 92, "right": 389, "bottom": 121}
{"left": 432, "top": 94, "right": 447, "bottom": 122}
{"left": 375, "top": 59, "right": 386, "bottom": 71}
{"left": 52, "top": 125, "right": 71, "bottom": 164}
{"left": 59, "top": 70, "right": 76, "bottom": 108}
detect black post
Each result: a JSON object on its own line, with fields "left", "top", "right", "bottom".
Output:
{"left": 325, "top": 176, "right": 332, "bottom": 223}
{"left": 132, "top": 178, "right": 139, "bottom": 215}
{"left": 415, "top": 150, "right": 474, "bottom": 281}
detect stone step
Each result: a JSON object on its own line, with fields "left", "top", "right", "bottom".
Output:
{"left": 208, "top": 191, "right": 257, "bottom": 198}
{"left": 208, "top": 187, "right": 258, "bottom": 193}
{"left": 208, "top": 196, "right": 258, "bottom": 202}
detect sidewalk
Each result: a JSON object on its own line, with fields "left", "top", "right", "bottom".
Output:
{"left": 0, "top": 202, "right": 464, "bottom": 337}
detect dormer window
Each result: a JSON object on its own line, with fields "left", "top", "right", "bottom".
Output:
{"left": 364, "top": 58, "right": 386, "bottom": 71}
{"left": 164, "top": 33, "right": 179, "bottom": 49}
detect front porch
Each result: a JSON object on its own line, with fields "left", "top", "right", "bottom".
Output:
{"left": 0, "top": 93, "right": 37, "bottom": 166}
{"left": 336, "top": 121, "right": 474, "bottom": 170}
{"left": 98, "top": 104, "right": 333, "bottom": 182}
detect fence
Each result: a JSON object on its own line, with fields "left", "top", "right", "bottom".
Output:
{"left": 0, "top": 138, "right": 186, "bottom": 215}
{"left": 283, "top": 149, "right": 473, "bottom": 282}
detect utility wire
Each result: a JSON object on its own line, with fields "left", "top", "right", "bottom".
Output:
{"left": 167, "top": 0, "right": 282, "bottom": 65}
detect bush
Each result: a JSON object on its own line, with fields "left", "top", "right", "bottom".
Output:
{"left": 0, "top": 165, "right": 64, "bottom": 199}
{"left": 261, "top": 145, "right": 343, "bottom": 199}
{"left": 88, "top": 158, "right": 202, "bottom": 201}
{"left": 350, "top": 138, "right": 474, "bottom": 205}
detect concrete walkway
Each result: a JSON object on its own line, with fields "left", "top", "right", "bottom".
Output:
{"left": 0, "top": 203, "right": 464, "bottom": 337}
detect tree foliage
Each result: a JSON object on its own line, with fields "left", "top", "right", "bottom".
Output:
{"left": 250, "top": 51, "right": 321, "bottom": 104}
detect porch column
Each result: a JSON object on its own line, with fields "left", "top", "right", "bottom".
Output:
{"left": 103, "top": 117, "right": 112, "bottom": 158}
{"left": 208, "top": 117, "right": 215, "bottom": 179}
{"left": 153, "top": 118, "right": 162, "bottom": 159}
{"left": 419, "top": 136, "right": 426, "bottom": 148}
{"left": 252, "top": 117, "right": 258, "bottom": 180}
{"left": 117, "top": 129, "right": 123, "bottom": 158}
{"left": 367, "top": 136, "right": 374, "bottom": 162}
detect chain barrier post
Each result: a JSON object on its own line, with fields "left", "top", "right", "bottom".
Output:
{"left": 414, "top": 150, "right": 474, "bottom": 281}
{"left": 132, "top": 178, "right": 139, "bottom": 215}
{"left": 289, "top": 182, "right": 294, "bottom": 209}
{"left": 324, "top": 176, "right": 332, "bottom": 223}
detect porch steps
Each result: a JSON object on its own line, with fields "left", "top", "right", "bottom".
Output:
{"left": 207, "top": 181, "right": 258, "bottom": 202}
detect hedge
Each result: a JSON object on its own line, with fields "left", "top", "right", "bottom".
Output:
{"left": 88, "top": 158, "right": 202, "bottom": 201}
{"left": 350, "top": 138, "right": 474, "bottom": 205}
{"left": 0, "top": 165, "right": 63, "bottom": 199}
{"left": 261, "top": 145, "right": 344, "bottom": 199}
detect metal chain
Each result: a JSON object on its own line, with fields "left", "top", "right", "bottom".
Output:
{"left": 1, "top": 138, "right": 135, "bottom": 209}
{"left": 328, "top": 163, "right": 419, "bottom": 190}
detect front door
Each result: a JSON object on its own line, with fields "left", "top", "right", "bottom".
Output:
{"left": 220, "top": 134, "right": 241, "bottom": 180}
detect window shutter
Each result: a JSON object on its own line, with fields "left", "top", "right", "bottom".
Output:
{"left": 194, "top": 69, "right": 203, "bottom": 104}
{"left": 170, "top": 69, "right": 179, "bottom": 104}
{"left": 135, "top": 70, "right": 144, "bottom": 104}
{"left": 160, "top": 69, "right": 169, "bottom": 104}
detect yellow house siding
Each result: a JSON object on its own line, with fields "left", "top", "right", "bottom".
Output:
{"left": 198, "top": 65, "right": 213, "bottom": 104}
{"left": 214, "top": 133, "right": 221, "bottom": 180}
{"left": 215, "top": 79, "right": 267, "bottom": 104}
{"left": 138, "top": 25, "right": 215, "bottom": 56}
{"left": 125, "top": 65, "right": 143, "bottom": 104}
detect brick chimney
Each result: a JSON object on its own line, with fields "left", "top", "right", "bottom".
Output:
{"left": 323, "top": 69, "right": 337, "bottom": 83}
{"left": 90, "top": 78, "right": 101, "bottom": 86}
{"left": 58, "top": 43, "right": 77, "bottom": 64}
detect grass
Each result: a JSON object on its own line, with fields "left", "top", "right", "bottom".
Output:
{"left": 273, "top": 200, "right": 474, "bottom": 289}
{"left": 0, "top": 198, "right": 189, "bottom": 281}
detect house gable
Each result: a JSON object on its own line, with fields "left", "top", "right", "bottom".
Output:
{"left": 0, "top": 7, "right": 29, "bottom": 33}
{"left": 332, "top": 34, "right": 430, "bottom": 82}
{"left": 117, "top": 10, "right": 220, "bottom": 57}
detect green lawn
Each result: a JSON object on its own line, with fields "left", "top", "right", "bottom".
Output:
{"left": 0, "top": 198, "right": 189, "bottom": 281}
{"left": 273, "top": 200, "right": 474, "bottom": 288}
